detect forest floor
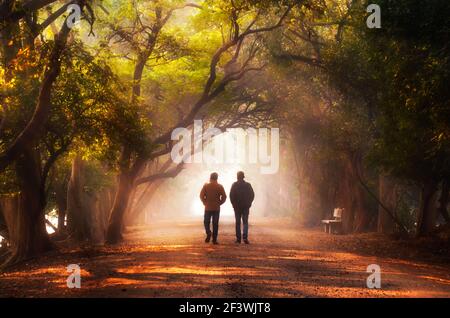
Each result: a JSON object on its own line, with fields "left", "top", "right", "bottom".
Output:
{"left": 0, "top": 217, "right": 449, "bottom": 298}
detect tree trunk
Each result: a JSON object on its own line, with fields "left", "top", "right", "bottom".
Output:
{"left": 339, "top": 154, "right": 372, "bottom": 233}
{"left": 294, "top": 146, "right": 322, "bottom": 226}
{"left": 55, "top": 186, "right": 67, "bottom": 234}
{"left": 339, "top": 165, "right": 355, "bottom": 233}
{"left": 94, "top": 187, "right": 115, "bottom": 241}
{"left": 438, "top": 181, "right": 449, "bottom": 223}
{"left": 352, "top": 183, "right": 370, "bottom": 232}
{"left": 377, "top": 174, "right": 397, "bottom": 234}
{"left": 0, "top": 194, "right": 20, "bottom": 247}
{"left": 352, "top": 155, "right": 372, "bottom": 232}
{"left": 66, "top": 155, "right": 92, "bottom": 241}
{"left": 105, "top": 171, "right": 134, "bottom": 244}
{"left": 106, "top": 149, "right": 146, "bottom": 244}
{"left": 3, "top": 146, "right": 51, "bottom": 266}
{"left": 0, "top": 207, "right": 7, "bottom": 241}
{"left": 416, "top": 179, "right": 439, "bottom": 237}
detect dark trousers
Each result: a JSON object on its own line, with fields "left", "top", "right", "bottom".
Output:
{"left": 234, "top": 209, "right": 249, "bottom": 240}
{"left": 204, "top": 210, "right": 220, "bottom": 242}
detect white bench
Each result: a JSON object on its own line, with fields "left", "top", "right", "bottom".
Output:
{"left": 322, "top": 208, "right": 343, "bottom": 234}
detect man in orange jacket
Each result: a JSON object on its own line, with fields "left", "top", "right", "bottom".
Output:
{"left": 200, "top": 172, "right": 227, "bottom": 244}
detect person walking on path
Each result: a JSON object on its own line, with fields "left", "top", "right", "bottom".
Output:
{"left": 230, "top": 171, "right": 255, "bottom": 244}
{"left": 200, "top": 172, "right": 227, "bottom": 244}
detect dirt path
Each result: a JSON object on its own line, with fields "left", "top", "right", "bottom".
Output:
{"left": 1, "top": 217, "right": 449, "bottom": 297}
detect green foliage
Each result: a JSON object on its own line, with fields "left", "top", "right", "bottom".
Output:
{"left": 368, "top": 0, "right": 450, "bottom": 184}
{"left": 322, "top": 0, "right": 450, "bottom": 185}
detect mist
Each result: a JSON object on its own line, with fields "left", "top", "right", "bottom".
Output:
{"left": 133, "top": 130, "right": 297, "bottom": 223}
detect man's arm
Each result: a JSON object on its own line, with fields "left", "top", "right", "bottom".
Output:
{"left": 248, "top": 183, "right": 255, "bottom": 204}
{"left": 200, "top": 184, "right": 207, "bottom": 205}
{"left": 219, "top": 185, "right": 227, "bottom": 205}
{"left": 229, "top": 183, "right": 236, "bottom": 206}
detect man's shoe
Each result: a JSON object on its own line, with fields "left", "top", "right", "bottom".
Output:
{"left": 213, "top": 241, "right": 219, "bottom": 245}
{"left": 235, "top": 239, "right": 241, "bottom": 244}
{"left": 244, "top": 239, "right": 250, "bottom": 244}
{"left": 205, "top": 234, "right": 211, "bottom": 243}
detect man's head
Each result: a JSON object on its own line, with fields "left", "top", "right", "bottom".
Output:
{"left": 237, "top": 171, "right": 245, "bottom": 180}
{"left": 210, "top": 172, "right": 218, "bottom": 181}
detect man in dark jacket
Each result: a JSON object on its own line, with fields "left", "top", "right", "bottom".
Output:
{"left": 230, "top": 171, "right": 255, "bottom": 244}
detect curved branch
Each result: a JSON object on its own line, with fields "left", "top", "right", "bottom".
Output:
{"left": 38, "top": 1, "right": 75, "bottom": 34}
{"left": 0, "top": 0, "right": 58, "bottom": 23}
{"left": 151, "top": 5, "right": 293, "bottom": 149}
{"left": 135, "top": 162, "right": 184, "bottom": 186}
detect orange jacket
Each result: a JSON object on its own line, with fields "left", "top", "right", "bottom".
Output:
{"left": 200, "top": 181, "right": 227, "bottom": 211}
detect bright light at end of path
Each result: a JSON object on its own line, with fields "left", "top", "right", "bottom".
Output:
{"left": 45, "top": 211, "right": 59, "bottom": 234}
